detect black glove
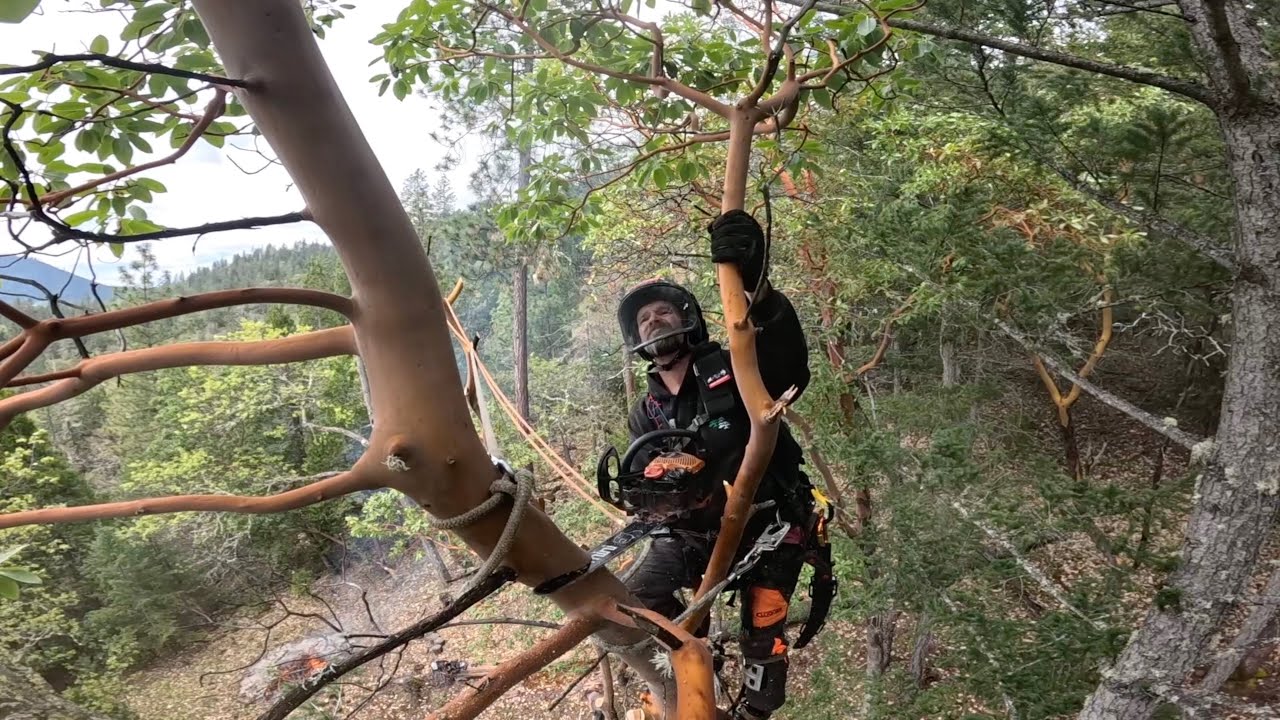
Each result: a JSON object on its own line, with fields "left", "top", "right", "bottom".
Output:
{"left": 708, "top": 209, "right": 765, "bottom": 289}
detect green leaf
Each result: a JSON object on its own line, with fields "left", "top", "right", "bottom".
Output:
{"left": 63, "top": 209, "right": 98, "bottom": 226}
{"left": 112, "top": 136, "right": 133, "bottom": 165}
{"left": 109, "top": 242, "right": 125, "bottom": 258}
{"left": 0, "top": 90, "right": 27, "bottom": 103}
{"left": 182, "top": 17, "right": 210, "bottom": 47}
{"left": 857, "top": 15, "right": 877, "bottom": 37}
{"left": 136, "top": 177, "right": 167, "bottom": 193}
{"left": 652, "top": 165, "right": 669, "bottom": 190}
{"left": 0, "top": 0, "right": 40, "bottom": 24}
{"left": 90, "top": 34, "right": 108, "bottom": 53}
{"left": 392, "top": 78, "right": 409, "bottom": 100}
{"left": 0, "top": 546, "right": 24, "bottom": 565}
{"left": 0, "top": 576, "right": 17, "bottom": 600}
{"left": 0, "top": 569, "right": 40, "bottom": 585}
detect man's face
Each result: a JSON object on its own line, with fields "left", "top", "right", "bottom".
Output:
{"left": 637, "top": 299, "right": 687, "bottom": 357}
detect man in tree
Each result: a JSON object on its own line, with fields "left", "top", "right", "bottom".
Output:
{"left": 616, "top": 211, "right": 817, "bottom": 720}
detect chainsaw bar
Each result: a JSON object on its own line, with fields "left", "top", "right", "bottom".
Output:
{"left": 533, "top": 518, "right": 664, "bottom": 595}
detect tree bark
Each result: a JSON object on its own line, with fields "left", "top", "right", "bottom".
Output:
{"left": 1196, "top": 564, "right": 1280, "bottom": 693}
{"left": 622, "top": 351, "right": 636, "bottom": 408}
{"left": 189, "top": 0, "right": 668, "bottom": 703}
{"left": 940, "top": 339, "right": 958, "bottom": 387}
{"left": 513, "top": 66, "right": 534, "bottom": 423}
{"left": 910, "top": 614, "right": 935, "bottom": 689}
{"left": 514, "top": 261, "right": 530, "bottom": 421}
{"left": 1077, "top": 21, "right": 1280, "bottom": 714}
{"left": 0, "top": 664, "right": 107, "bottom": 720}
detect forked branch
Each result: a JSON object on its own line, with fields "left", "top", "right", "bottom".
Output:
{"left": 0, "top": 287, "right": 352, "bottom": 386}
{"left": 0, "top": 326, "right": 356, "bottom": 428}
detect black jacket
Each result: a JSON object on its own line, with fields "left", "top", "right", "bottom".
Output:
{"left": 626, "top": 287, "right": 812, "bottom": 527}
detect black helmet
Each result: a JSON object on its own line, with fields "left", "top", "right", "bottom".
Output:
{"left": 617, "top": 278, "right": 708, "bottom": 361}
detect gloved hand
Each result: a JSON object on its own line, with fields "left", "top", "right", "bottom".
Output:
{"left": 708, "top": 209, "right": 765, "bottom": 289}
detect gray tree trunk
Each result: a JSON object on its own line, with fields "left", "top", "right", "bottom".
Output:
{"left": 1079, "top": 3, "right": 1280, "bottom": 716}
{"left": 0, "top": 664, "right": 107, "bottom": 720}
{"left": 513, "top": 143, "right": 532, "bottom": 422}
{"left": 941, "top": 339, "right": 958, "bottom": 387}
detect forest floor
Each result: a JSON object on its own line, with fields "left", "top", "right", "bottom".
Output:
{"left": 123, "top": 374, "right": 1280, "bottom": 720}
{"left": 121, "top": 531, "right": 862, "bottom": 720}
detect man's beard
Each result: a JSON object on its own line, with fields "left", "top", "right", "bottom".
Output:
{"left": 645, "top": 319, "right": 688, "bottom": 358}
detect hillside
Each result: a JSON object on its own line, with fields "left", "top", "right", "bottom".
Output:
{"left": 0, "top": 257, "right": 115, "bottom": 304}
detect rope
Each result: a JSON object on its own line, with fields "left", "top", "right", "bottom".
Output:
{"left": 443, "top": 299, "right": 624, "bottom": 523}
{"left": 431, "top": 459, "right": 534, "bottom": 595}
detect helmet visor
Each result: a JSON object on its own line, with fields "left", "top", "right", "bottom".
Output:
{"left": 619, "top": 284, "right": 700, "bottom": 356}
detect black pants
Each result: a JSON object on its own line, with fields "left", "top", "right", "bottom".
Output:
{"left": 625, "top": 527, "right": 807, "bottom": 719}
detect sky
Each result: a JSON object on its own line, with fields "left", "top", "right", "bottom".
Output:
{"left": 0, "top": 1, "right": 479, "bottom": 280}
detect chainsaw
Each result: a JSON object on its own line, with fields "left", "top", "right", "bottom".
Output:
{"left": 537, "top": 428, "right": 785, "bottom": 594}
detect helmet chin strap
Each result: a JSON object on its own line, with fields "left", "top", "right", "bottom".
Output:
{"left": 653, "top": 344, "right": 691, "bottom": 372}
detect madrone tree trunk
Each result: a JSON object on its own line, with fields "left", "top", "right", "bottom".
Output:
{"left": 188, "top": 0, "right": 668, "bottom": 701}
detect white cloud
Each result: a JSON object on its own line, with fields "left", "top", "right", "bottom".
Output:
{"left": 0, "top": 1, "right": 479, "bottom": 280}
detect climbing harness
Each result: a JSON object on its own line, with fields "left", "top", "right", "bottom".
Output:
{"left": 794, "top": 488, "right": 837, "bottom": 649}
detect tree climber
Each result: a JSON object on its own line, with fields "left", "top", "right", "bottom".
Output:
{"left": 616, "top": 210, "right": 832, "bottom": 720}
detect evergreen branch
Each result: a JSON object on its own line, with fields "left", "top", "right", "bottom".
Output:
{"left": 0, "top": 52, "right": 250, "bottom": 88}
{"left": 777, "top": 0, "right": 1214, "bottom": 104}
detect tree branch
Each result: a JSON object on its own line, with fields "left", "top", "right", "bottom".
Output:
{"left": 777, "top": 0, "right": 1214, "bottom": 104}
{"left": 997, "top": 319, "right": 1204, "bottom": 449}
{"left": 0, "top": 52, "right": 250, "bottom": 88}
{"left": 302, "top": 420, "right": 369, "bottom": 448}
{"left": 747, "top": 0, "right": 818, "bottom": 105}
{"left": 0, "top": 468, "right": 377, "bottom": 529}
{"left": 0, "top": 288, "right": 351, "bottom": 387}
{"left": 615, "top": 604, "right": 716, "bottom": 720}
{"left": 952, "top": 499, "right": 1106, "bottom": 629}
{"left": 258, "top": 568, "right": 519, "bottom": 720}
{"left": 481, "top": 3, "right": 733, "bottom": 117}
{"left": 430, "top": 606, "right": 605, "bottom": 720}
{"left": 0, "top": 300, "right": 37, "bottom": 329}
{"left": 29, "top": 211, "right": 310, "bottom": 250}
{"left": 56, "top": 287, "right": 353, "bottom": 336}
{"left": 0, "top": 274, "right": 91, "bottom": 358}
{"left": 1195, "top": 562, "right": 1280, "bottom": 694}
{"left": 0, "top": 326, "right": 355, "bottom": 428}
{"left": 37, "top": 91, "right": 228, "bottom": 209}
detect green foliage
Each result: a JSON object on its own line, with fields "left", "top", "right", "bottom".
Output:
{"left": 377, "top": 0, "right": 925, "bottom": 243}
{"left": 0, "top": 545, "right": 41, "bottom": 600}
{"left": 0, "top": 0, "right": 40, "bottom": 24}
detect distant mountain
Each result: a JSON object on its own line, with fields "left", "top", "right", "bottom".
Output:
{"left": 0, "top": 257, "right": 115, "bottom": 304}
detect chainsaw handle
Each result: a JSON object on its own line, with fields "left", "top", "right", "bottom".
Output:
{"left": 620, "top": 428, "right": 703, "bottom": 473}
{"left": 596, "top": 446, "right": 623, "bottom": 508}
